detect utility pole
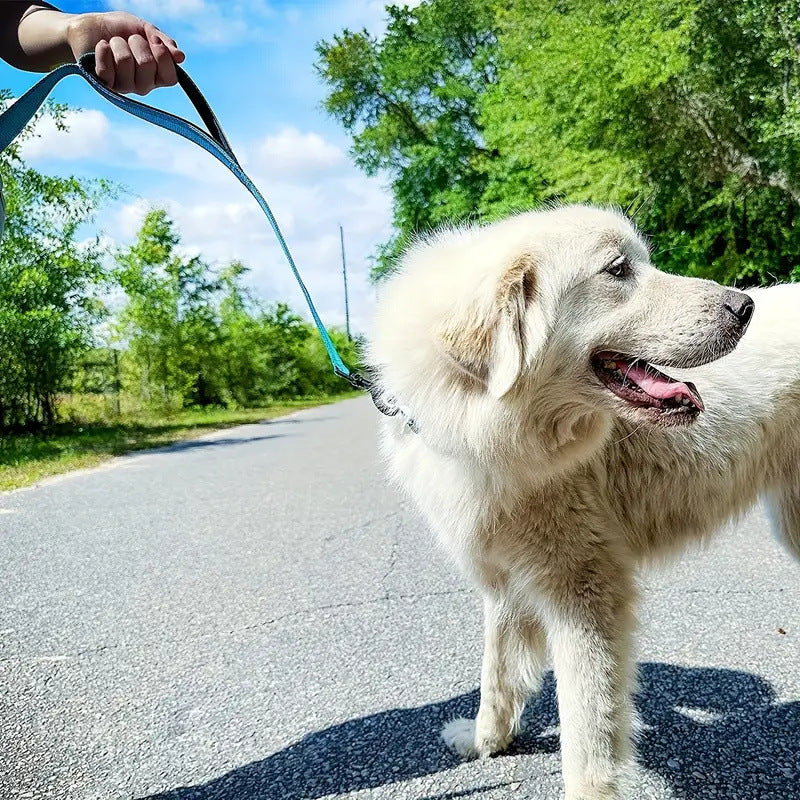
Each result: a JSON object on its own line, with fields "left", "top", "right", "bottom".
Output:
{"left": 339, "top": 224, "right": 352, "bottom": 341}
{"left": 111, "top": 348, "right": 121, "bottom": 417}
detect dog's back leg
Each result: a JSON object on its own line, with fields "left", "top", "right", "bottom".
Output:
{"left": 765, "top": 482, "right": 800, "bottom": 562}
{"left": 442, "top": 594, "right": 546, "bottom": 758}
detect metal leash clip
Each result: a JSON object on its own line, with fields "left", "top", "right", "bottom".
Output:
{"left": 336, "top": 368, "right": 419, "bottom": 433}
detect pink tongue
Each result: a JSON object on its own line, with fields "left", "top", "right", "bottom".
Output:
{"left": 619, "top": 362, "right": 701, "bottom": 406}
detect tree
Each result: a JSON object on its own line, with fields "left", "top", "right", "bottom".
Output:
{"left": 0, "top": 95, "right": 109, "bottom": 430}
{"left": 320, "top": 0, "right": 800, "bottom": 285}
{"left": 316, "top": 0, "right": 500, "bottom": 279}
{"left": 483, "top": 0, "right": 800, "bottom": 283}
{"left": 115, "top": 209, "right": 222, "bottom": 407}
{"left": 115, "top": 212, "right": 358, "bottom": 409}
{"left": 217, "top": 262, "right": 360, "bottom": 404}
{"left": 217, "top": 263, "right": 309, "bottom": 405}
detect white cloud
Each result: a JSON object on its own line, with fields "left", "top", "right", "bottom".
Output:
{"left": 19, "top": 107, "right": 238, "bottom": 186}
{"left": 20, "top": 109, "right": 111, "bottom": 161}
{"left": 105, "top": 0, "right": 276, "bottom": 47}
{"left": 105, "top": 163, "right": 392, "bottom": 334}
{"left": 19, "top": 109, "right": 348, "bottom": 189}
{"left": 22, "top": 0, "right": 426, "bottom": 333}
{"left": 107, "top": 0, "right": 207, "bottom": 19}
{"left": 255, "top": 127, "right": 345, "bottom": 177}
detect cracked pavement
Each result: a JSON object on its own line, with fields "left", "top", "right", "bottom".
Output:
{"left": 1, "top": 396, "right": 799, "bottom": 799}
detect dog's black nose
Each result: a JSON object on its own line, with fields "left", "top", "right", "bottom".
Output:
{"left": 723, "top": 290, "right": 754, "bottom": 328}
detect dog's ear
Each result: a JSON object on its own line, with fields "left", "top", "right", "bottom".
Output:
{"left": 488, "top": 252, "right": 542, "bottom": 398}
{"left": 439, "top": 252, "right": 546, "bottom": 399}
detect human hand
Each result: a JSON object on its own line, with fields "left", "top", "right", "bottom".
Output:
{"left": 66, "top": 11, "right": 185, "bottom": 95}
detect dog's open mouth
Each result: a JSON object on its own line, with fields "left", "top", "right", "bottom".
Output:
{"left": 591, "top": 351, "right": 704, "bottom": 420}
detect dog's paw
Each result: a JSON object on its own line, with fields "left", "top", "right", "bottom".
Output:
{"left": 442, "top": 717, "right": 512, "bottom": 758}
{"left": 441, "top": 717, "right": 479, "bottom": 758}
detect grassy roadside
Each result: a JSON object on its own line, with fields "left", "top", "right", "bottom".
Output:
{"left": 0, "top": 395, "right": 351, "bottom": 493}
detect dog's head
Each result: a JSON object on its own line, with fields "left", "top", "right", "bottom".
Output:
{"left": 370, "top": 205, "right": 753, "bottom": 474}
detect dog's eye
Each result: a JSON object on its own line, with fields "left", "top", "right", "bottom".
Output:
{"left": 603, "top": 255, "right": 631, "bottom": 279}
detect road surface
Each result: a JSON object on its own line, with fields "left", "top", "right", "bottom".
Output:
{"left": 1, "top": 396, "right": 798, "bottom": 799}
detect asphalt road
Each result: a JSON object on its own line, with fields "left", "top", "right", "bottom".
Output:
{"left": 1, "top": 396, "right": 798, "bottom": 800}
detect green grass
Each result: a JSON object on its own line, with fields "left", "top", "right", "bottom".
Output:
{"left": 0, "top": 395, "right": 352, "bottom": 493}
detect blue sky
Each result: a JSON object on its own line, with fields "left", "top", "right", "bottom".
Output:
{"left": 0, "top": 0, "right": 408, "bottom": 333}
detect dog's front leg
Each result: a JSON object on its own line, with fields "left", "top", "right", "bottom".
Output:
{"left": 443, "top": 594, "right": 546, "bottom": 758}
{"left": 545, "top": 565, "right": 636, "bottom": 800}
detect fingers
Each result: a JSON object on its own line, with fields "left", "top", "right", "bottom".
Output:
{"left": 94, "top": 24, "right": 185, "bottom": 95}
{"left": 144, "top": 22, "right": 185, "bottom": 64}
{"left": 151, "top": 40, "right": 178, "bottom": 88}
{"left": 108, "top": 36, "right": 135, "bottom": 93}
{"left": 128, "top": 34, "right": 157, "bottom": 95}
{"left": 95, "top": 39, "right": 115, "bottom": 89}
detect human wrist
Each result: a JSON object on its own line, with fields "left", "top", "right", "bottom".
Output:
{"left": 65, "top": 12, "right": 104, "bottom": 62}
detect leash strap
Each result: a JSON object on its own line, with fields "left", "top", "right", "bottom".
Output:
{"left": 0, "top": 53, "right": 416, "bottom": 429}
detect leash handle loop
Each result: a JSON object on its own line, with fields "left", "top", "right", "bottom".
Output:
{"left": 79, "top": 52, "right": 239, "bottom": 164}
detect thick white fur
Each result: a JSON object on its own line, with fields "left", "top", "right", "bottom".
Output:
{"left": 368, "top": 205, "right": 800, "bottom": 800}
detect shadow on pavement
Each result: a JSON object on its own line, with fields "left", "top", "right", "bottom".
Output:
{"left": 258, "top": 416, "right": 336, "bottom": 425}
{"left": 141, "top": 662, "right": 799, "bottom": 800}
{"left": 145, "top": 433, "right": 289, "bottom": 454}
{"left": 635, "top": 662, "right": 800, "bottom": 800}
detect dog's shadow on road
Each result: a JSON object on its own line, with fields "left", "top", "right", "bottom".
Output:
{"left": 143, "top": 662, "right": 799, "bottom": 800}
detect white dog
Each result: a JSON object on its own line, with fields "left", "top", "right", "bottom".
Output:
{"left": 367, "top": 204, "right": 800, "bottom": 800}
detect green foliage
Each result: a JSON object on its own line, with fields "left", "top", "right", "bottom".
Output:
{"left": 0, "top": 138, "right": 109, "bottom": 430}
{"left": 319, "top": 0, "right": 800, "bottom": 285}
{"left": 0, "top": 152, "right": 356, "bottom": 433}
{"left": 113, "top": 210, "right": 358, "bottom": 412}
{"left": 485, "top": 0, "right": 800, "bottom": 283}
{"left": 0, "top": 85, "right": 358, "bottom": 437}
{"left": 115, "top": 209, "right": 223, "bottom": 407}
{"left": 316, "top": 0, "right": 500, "bottom": 278}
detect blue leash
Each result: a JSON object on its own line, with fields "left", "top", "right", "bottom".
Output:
{"left": 0, "top": 53, "right": 414, "bottom": 427}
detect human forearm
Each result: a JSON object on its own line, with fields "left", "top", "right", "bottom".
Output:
{"left": 0, "top": 3, "right": 72, "bottom": 71}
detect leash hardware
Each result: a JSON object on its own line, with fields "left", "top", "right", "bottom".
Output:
{"left": 336, "top": 368, "right": 419, "bottom": 433}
